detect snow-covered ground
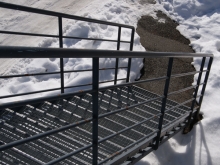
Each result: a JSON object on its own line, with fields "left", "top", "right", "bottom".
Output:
{"left": 0, "top": 0, "right": 147, "bottom": 102}
{"left": 137, "top": 0, "right": 220, "bottom": 165}
{"left": 0, "top": 0, "right": 220, "bottom": 164}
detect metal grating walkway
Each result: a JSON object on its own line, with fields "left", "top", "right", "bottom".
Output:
{"left": 0, "top": 85, "right": 191, "bottom": 165}
{"left": 0, "top": 3, "right": 213, "bottom": 164}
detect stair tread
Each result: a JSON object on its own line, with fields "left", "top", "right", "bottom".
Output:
{"left": 0, "top": 85, "right": 190, "bottom": 164}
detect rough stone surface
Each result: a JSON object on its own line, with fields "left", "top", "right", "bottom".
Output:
{"left": 139, "top": 0, "right": 156, "bottom": 5}
{"left": 136, "top": 11, "right": 195, "bottom": 104}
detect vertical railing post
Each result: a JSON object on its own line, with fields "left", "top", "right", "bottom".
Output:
{"left": 92, "top": 57, "right": 99, "bottom": 165}
{"left": 58, "top": 16, "right": 64, "bottom": 93}
{"left": 126, "top": 27, "right": 135, "bottom": 82}
{"left": 183, "top": 57, "right": 206, "bottom": 133}
{"left": 155, "top": 57, "right": 173, "bottom": 150}
{"left": 114, "top": 26, "right": 121, "bottom": 85}
{"left": 195, "top": 57, "right": 213, "bottom": 119}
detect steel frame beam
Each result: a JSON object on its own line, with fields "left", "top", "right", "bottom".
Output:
{"left": 0, "top": 46, "right": 213, "bottom": 58}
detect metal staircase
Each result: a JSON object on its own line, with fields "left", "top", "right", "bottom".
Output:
{"left": 0, "top": 85, "right": 192, "bottom": 165}
{"left": 0, "top": 2, "right": 213, "bottom": 165}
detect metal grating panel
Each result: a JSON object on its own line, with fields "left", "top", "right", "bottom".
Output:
{"left": 0, "top": 85, "right": 192, "bottom": 164}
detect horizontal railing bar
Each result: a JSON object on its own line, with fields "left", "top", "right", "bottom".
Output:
{"left": 64, "top": 69, "right": 92, "bottom": 73}
{"left": 45, "top": 144, "right": 93, "bottom": 165}
{"left": 98, "top": 96, "right": 164, "bottom": 119}
{"left": 0, "top": 71, "right": 60, "bottom": 78}
{"left": 0, "top": 86, "right": 163, "bottom": 110}
{"left": 167, "top": 85, "right": 197, "bottom": 96}
{"left": 64, "top": 67, "right": 128, "bottom": 73}
{"left": 0, "top": 80, "right": 145, "bottom": 99}
{"left": 64, "top": 83, "right": 92, "bottom": 89}
{"left": 99, "top": 66, "right": 128, "bottom": 70}
{"left": 0, "top": 89, "right": 95, "bottom": 109}
{"left": 0, "top": 75, "right": 164, "bottom": 104}
{"left": 0, "top": 87, "right": 61, "bottom": 99}
{"left": 62, "top": 35, "right": 130, "bottom": 43}
{"left": 0, "top": 67, "right": 128, "bottom": 78}
{"left": 0, "top": 2, "right": 134, "bottom": 29}
{"left": 162, "top": 112, "right": 190, "bottom": 129}
{"left": 0, "top": 75, "right": 201, "bottom": 101}
{"left": 98, "top": 113, "right": 161, "bottom": 143}
{"left": 165, "top": 98, "right": 194, "bottom": 114}
{"left": 0, "top": 117, "right": 93, "bottom": 151}
{"left": 171, "top": 71, "right": 200, "bottom": 78}
{"left": 0, "top": 46, "right": 214, "bottom": 58}
{"left": 99, "top": 78, "right": 126, "bottom": 84}
{"left": 99, "top": 76, "right": 168, "bottom": 91}
{"left": 98, "top": 130, "right": 159, "bottom": 164}
{"left": 168, "top": 82, "right": 205, "bottom": 96}
{"left": 0, "top": 30, "right": 131, "bottom": 44}
{"left": 0, "top": 30, "right": 58, "bottom": 38}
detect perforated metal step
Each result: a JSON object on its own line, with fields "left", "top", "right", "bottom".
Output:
{"left": 0, "top": 85, "right": 191, "bottom": 165}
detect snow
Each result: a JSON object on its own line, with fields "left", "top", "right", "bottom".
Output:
{"left": 0, "top": 0, "right": 220, "bottom": 165}
{"left": 137, "top": 0, "right": 220, "bottom": 165}
{"left": 0, "top": 0, "right": 149, "bottom": 102}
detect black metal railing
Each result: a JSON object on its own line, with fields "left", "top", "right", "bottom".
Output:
{"left": 0, "top": 46, "right": 213, "bottom": 164}
{"left": 0, "top": 2, "right": 214, "bottom": 165}
{"left": 0, "top": 2, "right": 135, "bottom": 94}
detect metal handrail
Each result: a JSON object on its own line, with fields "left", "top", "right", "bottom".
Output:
{"left": 0, "top": 46, "right": 213, "bottom": 100}
{"left": 0, "top": 2, "right": 134, "bottom": 28}
{"left": 0, "top": 46, "right": 214, "bottom": 58}
{"left": 0, "top": 30, "right": 131, "bottom": 43}
{"left": 0, "top": 2, "right": 214, "bottom": 165}
{"left": 0, "top": 47, "right": 214, "bottom": 165}
{"left": 0, "top": 2, "right": 135, "bottom": 93}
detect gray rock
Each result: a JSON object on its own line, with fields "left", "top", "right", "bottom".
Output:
{"left": 136, "top": 11, "right": 195, "bottom": 105}
{"left": 139, "top": 0, "right": 156, "bottom": 5}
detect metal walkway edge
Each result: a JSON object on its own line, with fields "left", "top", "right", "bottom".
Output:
{"left": 0, "top": 2, "right": 213, "bottom": 165}
{"left": 0, "top": 85, "right": 191, "bottom": 165}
